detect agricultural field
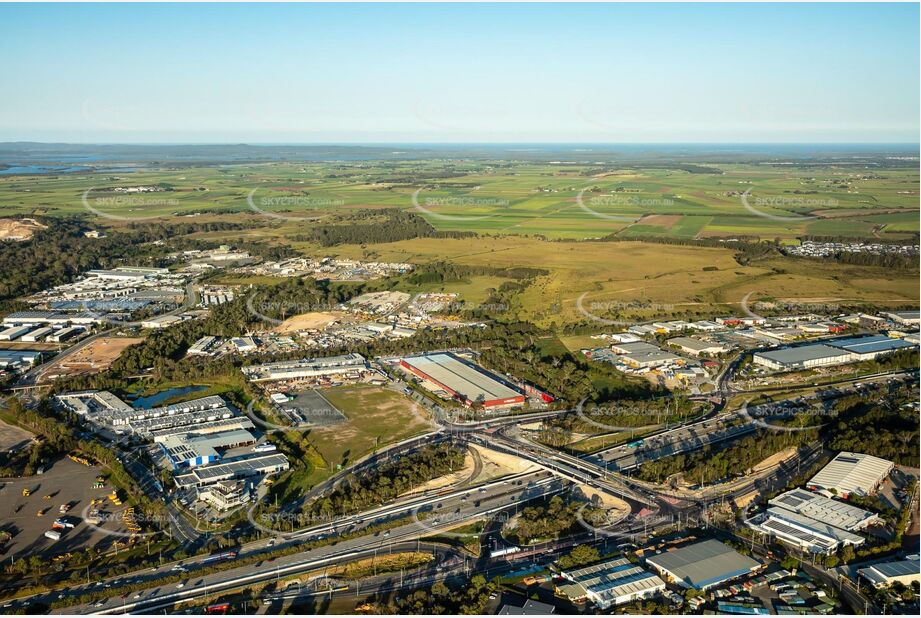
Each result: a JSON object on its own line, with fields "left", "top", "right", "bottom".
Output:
{"left": 1, "top": 159, "right": 917, "bottom": 241}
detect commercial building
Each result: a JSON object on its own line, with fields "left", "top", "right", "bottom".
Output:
{"left": 752, "top": 344, "right": 854, "bottom": 371}
{"left": 858, "top": 559, "right": 921, "bottom": 589}
{"left": 825, "top": 334, "right": 915, "bottom": 361}
{"left": 807, "top": 452, "right": 894, "bottom": 499}
{"left": 399, "top": 352, "right": 525, "bottom": 409}
{"left": 56, "top": 390, "right": 133, "bottom": 417}
{"left": 667, "top": 337, "right": 729, "bottom": 356}
{"left": 769, "top": 489, "right": 880, "bottom": 531}
{"left": 187, "top": 336, "right": 222, "bottom": 356}
{"left": 46, "top": 326, "right": 85, "bottom": 342}
{"left": 0, "top": 325, "right": 33, "bottom": 341}
{"left": 747, "top": 507, "right": 865, "bottom": 555}
{"left": 150, "top": 417, "right": 255, "bottom": 441}
{"left": 86, "top": 266, "right": 169, "bottom": 280}
{"left": 621, "top": 349, "right": 684, "bottom": 369}
{"left": 173, "top": 453, "right": 289, "bottom": 489}
{"left": 645, "top": 539, "right": 761, "bottom": 590}
{"left": 243, "top": 353, "right": 367, "bottom": 382}
{"left": 752, "top": 334, "right": 915, "bottom": 371}
{"left": 0, "top": 350, "right": 42, "bottom": 369}
{"left": 557, "top": 557, "right": 666, "bottom": 609}
{"left": 141, "top": 315, "right": 184, "bottom": 329}
{"left": 158, "top": 428, "right": 256, "bottom": 469}
{"left": 882, "top": 311, "right": 921, "bottom": 326}
{"left": 20, "top": 326, "right": 52, "bottom": 342}
{"left": 198, "top": 480, "right": 252, "bottom": 512}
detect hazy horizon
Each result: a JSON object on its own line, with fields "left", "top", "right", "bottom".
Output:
{"left": 2, "top": 2, "right": 919, "bottom": 143}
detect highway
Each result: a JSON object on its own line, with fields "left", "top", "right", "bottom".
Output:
{"left": 8, "top": 472, "right": 566, "bottom": 613}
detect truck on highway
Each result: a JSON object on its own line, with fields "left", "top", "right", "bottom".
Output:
{"left": 490, "top": 546, "right": 521, "bottom": 559}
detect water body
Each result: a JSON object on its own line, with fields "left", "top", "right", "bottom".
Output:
{"left": 0, "top": 165, "right": 142, "bottom": 175}
{"left": 129, "top": 385, "right": 209, "bottom": 409}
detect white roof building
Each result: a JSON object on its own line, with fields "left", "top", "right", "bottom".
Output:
{"left": 748, "top": 507, "right": 865, "bottom": 555}
{"left": 769, "top": 489, "right": 880, "bottom": 531}
{"left": 558, "top": 557, "right": 666, "bottom": 609}
{"left": 807, "top": 452, "right": 894, "bottom": 499}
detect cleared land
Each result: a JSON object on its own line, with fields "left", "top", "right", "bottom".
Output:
{"left": 308, "top": 385, "right": 435, "bottom": 469}
{"left": 272, "top": 311, "right": 350, "bottom": 334}
{"left": 0, "top": 217, "right": 46, "bottom": 241}
{"left": 45, "top": 337, "right": 143, "bottom": 379}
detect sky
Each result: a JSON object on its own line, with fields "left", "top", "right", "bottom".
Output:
{"left": 0, "top": 2, "right": 919, "bottom": 144}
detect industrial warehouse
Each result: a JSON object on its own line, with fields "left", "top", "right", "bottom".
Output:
{"left": 557, "top": 557, "right": 666, "bottom": 609}
{"left": 807, "top": 451, "right": 895, "bottom": 499}
{"left": 399, "top": 352, "right": 525, "bottom": 409}
{"left": 645, "top": 539, "right": 761, "bottom": 590}
{"left": 747, "top": 505, "right": 867, "bottom": 555}
{"left": 241, "top": 353, "right": 368, "bottom": 382}
{"left": 752, "top": 334, "right": 915, "bottom": 371}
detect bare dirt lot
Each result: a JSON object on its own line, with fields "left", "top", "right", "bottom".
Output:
{"left": 0, "top": 217, "right": 46, "bottom": 241}
{"left": 0, "top": 457, "right": 135, "bottom": 559}
{"left": 272, "top": 311, "right": 351, "bottom": 334}
{"left": 46, "top": 336, "right": 143, "bottom": 379}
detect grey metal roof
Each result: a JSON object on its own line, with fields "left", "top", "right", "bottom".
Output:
{"left": 646, "top": 539, "right": 760, "bottom": 589}
{"left": 402, "top": 353, "right": 522, "bottom": 402}
{"left": 754, "top": 344, "right": 851, "bottom": 366}
{"left": 859, "top": 560, "right": 920, "bottom": 586}
{"left": 827, "top": 335, "right": 915, "bottom": 356}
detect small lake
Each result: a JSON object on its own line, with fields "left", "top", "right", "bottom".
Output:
{"left": 130, "top": 385, "right": 209, "bottom": 408}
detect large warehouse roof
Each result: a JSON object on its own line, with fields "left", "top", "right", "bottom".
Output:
{"left": 401, "top": 353, "right": 523, "bottom": 405}
{"left": 859, "top": 560, "right": 921, "bottom": 587}
{"left": 646, "top": 539, "right": 760, "bottom": 589}
{"left": 769, "top": 489, "right": 878, "bottom": 531}
{"left": 808, "top": 451, "right": 894, "bottom": 497}
{"left": 754, "top": 344, "right": 851, "bottom": 367}
{"left": 827, "top": 335, "right": 915, "bottom": 357}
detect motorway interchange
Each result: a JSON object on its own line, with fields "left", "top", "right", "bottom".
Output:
{"left": 4, "top": 356, "right": 917, "bottom": 614}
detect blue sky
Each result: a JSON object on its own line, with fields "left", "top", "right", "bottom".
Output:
{"left": 1, "top": 2, "right": 918, "bottom": 143}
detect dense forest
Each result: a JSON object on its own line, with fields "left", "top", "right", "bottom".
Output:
{"left": 827, "top": 388, "right": 919, "bottom": 465}
{"left": 293, "top": 209, "right": 475, "bottom": 246}
{"left": 306, "top": 443, "right": 466, "bottom": 517}
{"left": 635, "top": 428, "right": 815, "bottom": 485}
{"left": 506, "top": 495, "right": 585, "bottom": 545}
